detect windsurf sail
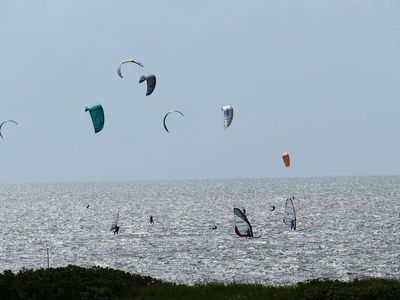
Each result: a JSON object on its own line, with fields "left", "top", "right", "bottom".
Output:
{"left": 283, "top": 198, "right": 296, "bottom": 229}
{"left": 110, "top": 210, "right": 120, "bottom": 232}
{"left": 234, "top": 208, "right": 253, "bottom": 237}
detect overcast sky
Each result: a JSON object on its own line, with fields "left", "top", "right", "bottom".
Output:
{"left": 0, "top": 1, "right": 399, "bottom": 183}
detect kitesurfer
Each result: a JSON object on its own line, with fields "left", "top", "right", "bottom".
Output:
{"left": 149, "top": 215, "right": 154, "bottom": 224}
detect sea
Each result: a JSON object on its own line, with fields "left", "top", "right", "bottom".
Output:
{"left": 0, "top": 176, "right": 399, "bottom": 285}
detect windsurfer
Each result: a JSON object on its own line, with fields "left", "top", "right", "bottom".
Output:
{"left": 114, "top": 225, "right": 120, "bottom": 235}
{"left": 290, "top": 219, "right": 296, "bottom": 230}
{"left": 246, "top": 228, "right": 252, "bottom": 238}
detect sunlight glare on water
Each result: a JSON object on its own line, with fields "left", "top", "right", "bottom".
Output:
{"left": 0, "top": 176, "right": 399, "bottom": 284}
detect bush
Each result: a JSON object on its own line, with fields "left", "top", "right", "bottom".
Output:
{"left": 0, "top": 265, "right": 160, "bottom": 300}
{"left": 0, "top": 266, "right": 399, "bottom": 300}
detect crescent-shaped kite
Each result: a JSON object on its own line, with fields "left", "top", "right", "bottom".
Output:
{"left": 163, "top": 110, "right": 184, "bottom": 132}
{"left": 117, "top": 59, "right": 144, "bottom": 78}
{"left": 0, "top": 120, "right": 18, "bottom": 139}
{"left": 139, "top": 74, "right": 156, "bottom": 96}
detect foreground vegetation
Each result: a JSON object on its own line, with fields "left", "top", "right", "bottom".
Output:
{"left": 0, "top": 265, "right": 399, "bottom": 300}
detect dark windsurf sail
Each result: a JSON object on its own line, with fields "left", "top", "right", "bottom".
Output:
{"left": 110, "top": 210, "right": 120, "bottom": 233}
{"left": 283, "top": 198, "right": 296, "bottom": 230}
{"left": 234, "top": 208, "right": 253, "bottom": 238}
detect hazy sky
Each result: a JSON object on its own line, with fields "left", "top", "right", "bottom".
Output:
{"left": 0, "top": 1, "right": 399, "bottom": 183}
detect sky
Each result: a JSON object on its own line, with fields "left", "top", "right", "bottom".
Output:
{"left": 0, "top": 1, "right": 399, "bottom": 183}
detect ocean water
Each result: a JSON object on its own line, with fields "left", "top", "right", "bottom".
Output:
{"left": 0, "top": 176, "right": 399, "bottom": 285}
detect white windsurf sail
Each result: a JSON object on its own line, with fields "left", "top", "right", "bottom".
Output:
{"left": 110, "top": 210, "right": 119, "bottom": 232}
{"left": 283, "top": 198, "right": 296, "bottom": 229}
{"left": 234, "top": 208, "right": 253, "bottom": 237}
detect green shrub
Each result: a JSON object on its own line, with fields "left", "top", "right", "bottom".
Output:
{"left": 0, "top": 266, "right": 398, "bottom": 300}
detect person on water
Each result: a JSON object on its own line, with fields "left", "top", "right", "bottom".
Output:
{"left": 149, "top": 215, "right": 154, "bottom": 224}
{"left": 243, "top": 208, "right": 246, "bottom": 215}
{"left": 290, "top": 219, "right": 296, "bottom": 230}
{"left": 246, "top": 228, "right": 252, "bottom": 238}
{"left": 211, "top": 225, "right": 217, "bottom": 230}
{"left": 114, "top": 225, "right": 120, "bottom": 235}
{"left": 271, "top": 205, "right": 275, "bottom": 211}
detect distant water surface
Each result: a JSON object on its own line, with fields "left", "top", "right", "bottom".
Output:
{"left": 0, "top": 177, "right": 399, "bottom": 284}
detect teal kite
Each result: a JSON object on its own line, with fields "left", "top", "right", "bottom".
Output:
{"left": 85, "top": 103, "right": 104, "bottom": 133}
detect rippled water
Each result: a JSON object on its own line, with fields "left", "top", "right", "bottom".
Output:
{"left": 0, "top": 177, "right": 399, "bottom": 285}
